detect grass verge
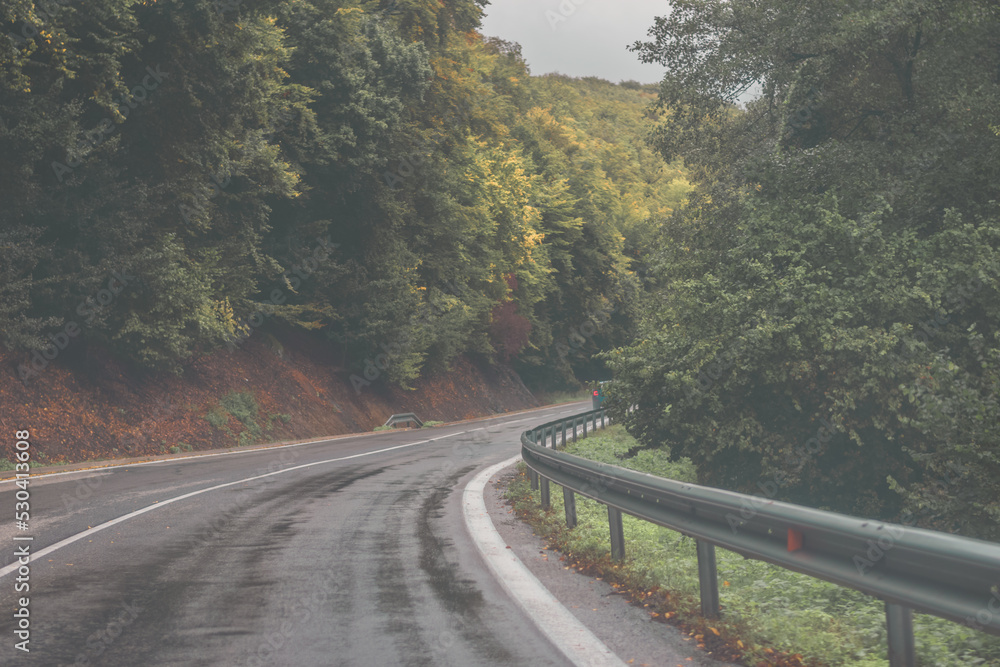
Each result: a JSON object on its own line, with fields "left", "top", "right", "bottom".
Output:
{"left": 202, "top": 392, "right": 290, "bottom": 446}
{"left": 506, "top": 425, "right": 1000, "bottom": 667}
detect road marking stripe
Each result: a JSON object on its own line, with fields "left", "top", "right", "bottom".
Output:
{"left": 0, "top": 404, "right": 583, "bottom": 484}
{"left": 0, "top": 432, "right": 465, "bottom": 578}
{"left": 462, "top": 457, "right": 627, "bottom": 667}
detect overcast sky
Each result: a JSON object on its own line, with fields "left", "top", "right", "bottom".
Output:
{"left": 479, "top": 0, "right": 669, "bottom": 84}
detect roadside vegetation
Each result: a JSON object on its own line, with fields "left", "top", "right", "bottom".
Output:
{"left": 508, "top": 426, "right": 1000, "bottom": 667}
{"left": 604, "top": 0, "right": 1000, "bottom": 542}
{"left": 2, "top": 0, "right": 687, "bottom": 399}
{"left": 202, "top": 391, "right": 291, "bottom": 447}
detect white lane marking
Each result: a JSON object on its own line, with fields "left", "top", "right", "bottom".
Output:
{"left": 462, "top": 457, "right": 627, "bottom": 667}
{"left": 0, "top": 431, "right": 465, "bottom": 578}
{"left": 0, "top": 405, "right": 579, "bottom": 485}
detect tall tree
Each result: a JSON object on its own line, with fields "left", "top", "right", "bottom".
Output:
{"left": 611, "top": 0, "right": 1000, "bottom": 537}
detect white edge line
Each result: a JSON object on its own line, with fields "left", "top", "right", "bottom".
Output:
{"left": 462, "top": 456, "right": 627, "bottom": 667}
{"left": 0, "top": 431, "right": 465, "bottom": 578}
{"left": 0, "top": 405, "right": 583, "bottom": 485}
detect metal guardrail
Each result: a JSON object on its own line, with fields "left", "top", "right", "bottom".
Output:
{"left": 384, "top": 413, "right": 423, "bottom": 428}
{"left": 521, "top": 407, "right": 1000, "bottom": 667}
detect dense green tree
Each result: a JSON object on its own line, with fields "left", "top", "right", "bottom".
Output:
{"left": 1, "top": 0, "right": 687, "bottom": 406}
{"left": 610, "top": 0, "right": 1000, "bottom": 538}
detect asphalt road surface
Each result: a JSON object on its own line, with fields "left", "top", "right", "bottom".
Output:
{"left": 0, "top": 403, "right": 588, "bottom": 666}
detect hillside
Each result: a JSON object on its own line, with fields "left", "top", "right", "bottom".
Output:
{"left": 1, "top": 2, "right": 688, "bottom": 397}
{"left": 0, "top": 1, "right": 685, "bottom": 467}
{"left": 1, "top": 327, "right": 536, "bottom": 466}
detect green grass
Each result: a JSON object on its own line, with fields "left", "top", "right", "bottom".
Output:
{"left": 203, "top": 406, "right": 228, "bottom": 430}
{"left": 422, "top": 420, "right": 444, "bottom": 428}
{"left": 0, "top": 455, "right": 56, "bottom": 471}
{"left": 509, "top": 425, "right": 1000, "bottom": 667}
{"left": 203, "top": 391, "right": 265, "bottom": 446}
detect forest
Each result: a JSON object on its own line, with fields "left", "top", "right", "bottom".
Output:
{"left": 3, "top": 0, "right": 999, "bottom": 543}
{"left": 606, "top": 0, "right": 1000, "bottom": 541}
{"left": 1, "top": 0, "right": 687, "bottom": 393}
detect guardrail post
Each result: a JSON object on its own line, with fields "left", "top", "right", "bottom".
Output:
{"left": 601, "top": 410, "right": 605, "bottom": 428}
{"left": 608, "top": 507, "right": 625, "bottom": 561}
{"left": 529, "top": 468, "right": 538, "bottom": 490}
{"left": 886, "top": 603, "right": 915, "bottom": 667}
{"left": 583, "top": 415, "right": 588, "bottom": 438}
{"left": 563, "top": 487, "right": 577, "bottom": 528}
{"left": 540, "top": 477, "right": 550, "bottom": 509}
{"left": 696, "top": 540, "right": 720, "bottom": 619}
{"left": 561, "top": 421, "right": 567, "bottom": 448}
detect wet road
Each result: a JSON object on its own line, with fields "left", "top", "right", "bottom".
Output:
{"left": 0, "top": 404, "right": 586, "bottom": 666}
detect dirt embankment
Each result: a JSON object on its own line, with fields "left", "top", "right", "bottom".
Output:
{"left": 0, "top": 327, "right": 538, "bottom": 465}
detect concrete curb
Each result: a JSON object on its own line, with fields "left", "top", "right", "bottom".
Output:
{"left": 462, "top": 456, "right": 627, "bottom": 667}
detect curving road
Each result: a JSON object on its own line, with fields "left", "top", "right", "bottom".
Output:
{"left": 0, "top": 404, "right": 587, "bottom": 666}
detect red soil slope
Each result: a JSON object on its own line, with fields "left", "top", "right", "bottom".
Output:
{"left": 0, "top": 328, "right": 537, "bottom": 465}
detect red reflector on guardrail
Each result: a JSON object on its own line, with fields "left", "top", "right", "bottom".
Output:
{"left": 788, "top": 528, "right": 804, "bottom": 552}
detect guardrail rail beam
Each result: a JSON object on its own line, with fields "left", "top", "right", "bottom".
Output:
{"left": 519, "top": 405, "right": 1000, "bottom": 664}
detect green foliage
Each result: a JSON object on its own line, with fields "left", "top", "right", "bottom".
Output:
{"left": 611, "top": 0, "right": 1000, "bottom": 539}
{"left": 511, "top": 427, "right": 1000, "bottom": 666}
{"left": 220, "top": 391, "right": 261, "bottom": 438}
{"left": 562, "top": 425, "right": 697, "bottom": 482}
{"left": 203, "top": 407, "right": 228, "bottom": 430}
{"left": 1, "top": 1, "right": 685, "bottom": 406}
{"left": 204, "top": 391, "right": 262, "bottom": 445}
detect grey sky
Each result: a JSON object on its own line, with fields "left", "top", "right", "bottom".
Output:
{"left": 479, "top": 0, "right": 669, "bottom": 84}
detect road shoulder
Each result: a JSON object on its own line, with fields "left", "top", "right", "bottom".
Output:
{"left": 476, "top": 460, "right": 736, "bottom": 667}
